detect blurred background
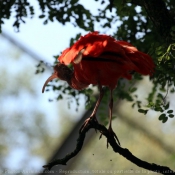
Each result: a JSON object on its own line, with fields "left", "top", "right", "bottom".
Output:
{"left": 0, "top": 0, "right": 175, "bottom": 175}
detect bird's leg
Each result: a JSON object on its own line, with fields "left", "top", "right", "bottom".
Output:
{"left": 79, "top": 85, "right": 104, "bottom": 133}
{"left": 107, "top": 89, "right": 120, "bottom": 147}
{"left": 90, "top": 85, "right": 104, "bottom": 118}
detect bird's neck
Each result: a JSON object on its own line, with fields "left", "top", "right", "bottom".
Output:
{"left": 69, "top": 74, "right": 88, "bottom": 90}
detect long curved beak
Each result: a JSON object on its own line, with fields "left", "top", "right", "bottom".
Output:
{"left": 42, "top": 73, "right": 58, "bottom": 93}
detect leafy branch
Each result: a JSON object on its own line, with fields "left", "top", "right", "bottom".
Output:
{"left": 136, "top": 29, "right": 175, "bottom": 122}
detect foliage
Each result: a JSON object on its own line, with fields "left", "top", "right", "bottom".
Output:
{"left": 2, "top": 0, "right": 175, "bottom": 123}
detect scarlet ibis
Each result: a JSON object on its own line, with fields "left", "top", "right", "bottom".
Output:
{"left": 42, "top": 31, "right": 154, "bottom": 144}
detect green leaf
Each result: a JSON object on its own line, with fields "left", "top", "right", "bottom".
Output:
{"left": 170, "top": 31, "right": 175, "bottom": 36}
{"left": 43, "top": 20, "right": 48, "bottom": 25}
{"left": 164, "top": 102, "right": 170, "bottom": 110}
{"left": 158, "top": 113, "right": 166, "bottom": 120}
{"left": 157, "top": 93, "right": 163, "bottom": 99}
{"left": 136, "top": 101, "right": 141, "bottom": 108}
{"left": 162, "top": 116, "right": 168, "bottom": 123}
{"left": 129, "top": 87, "right": 137, "bottom": 93}
{"left": 170, "top": 88, "right": 175, "bottom": 93}
{"left": 167, "top": 110, "right": 173, "bottom": 114}
{"left": 168, "top": 114, "right": 174, "bottom": 118}
{"left": 138, "top": 109, "right": 148, "bottom": 115}
{"left": 132, "top": 103, "right": 135, "bottom": 108}
{"left": 156, "top": 51, "right": 163, "bottom": 56}
{"left": 154, "top": 106, "right": 163, "bottom": 112}
{"left": 171, "top": 26, "right": 175, "bottom": 31}
{"left": 146, "top": 101, "right": 154, "bottom": 108}
{"left": 57, "top": 94, "right": 63, "bottom": 100}
{"left": 39, "top": 15, "right": 45, "bottom": 18}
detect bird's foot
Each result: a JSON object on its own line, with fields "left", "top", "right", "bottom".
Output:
{"left": 79, "top": 115, "right": 98, "bottom": 133}
{"left": 107, "top": 127, "right": 120, "bottom": 148}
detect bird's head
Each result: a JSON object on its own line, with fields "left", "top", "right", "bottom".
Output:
{"left": 42, "top": 63, "right": 73, "bottom": 93}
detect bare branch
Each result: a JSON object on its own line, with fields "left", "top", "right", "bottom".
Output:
{"left": 43, "top": 118, "right": 175, "bottom": 174}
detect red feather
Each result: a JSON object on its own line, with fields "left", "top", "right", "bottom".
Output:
{"left": 56, "top": 31, "right": 154, "bottom": 90}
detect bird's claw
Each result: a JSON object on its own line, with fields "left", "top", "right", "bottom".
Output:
{"left": 107, "top": 128, "right": 120, "bottom": 148}
{"left": 79, "top": 116, "right": 98, "bottom": 133}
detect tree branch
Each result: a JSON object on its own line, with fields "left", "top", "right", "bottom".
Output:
{"left": 131, "top": 0, "right": 174, "bottom": 42}
{"left": 43, "top": 118, "right": 175, "bottom": 174}
{"left": 143, "top": 0, "right": 173, "bottom": 41}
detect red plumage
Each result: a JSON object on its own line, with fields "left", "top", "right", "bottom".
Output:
{"left": 57, "top": 31, "right": 154, "bottom": 90}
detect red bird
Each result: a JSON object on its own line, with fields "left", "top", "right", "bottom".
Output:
{"left": 42, "top": 32, "right": 154, "bottom": 144}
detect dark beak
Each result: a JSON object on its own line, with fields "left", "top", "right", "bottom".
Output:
{"left": 42, "top": 73, "right": 58, "bottom": 93}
